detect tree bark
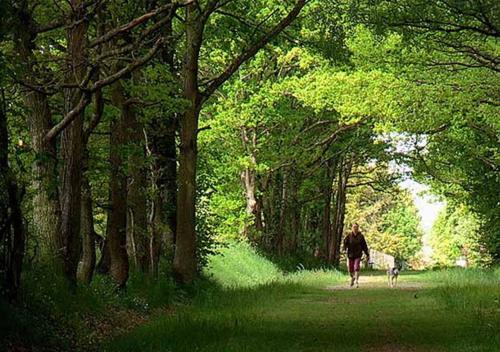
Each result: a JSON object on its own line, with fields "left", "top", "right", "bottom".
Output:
{"left": 13, "top": 8, "right": 61, "bottom": 263}
{"left": 127, "top": 108, "right": 149, "bottom": 273}
{"left": 329, "top": 159, "right": 353, "bottom": 265}
{"left": 322, "top": 161, "right": 335, "bottom": 259}
{"left": 78, "top": 167, "right": 97, "bottom": 284}
{"left": 108, "top": 82, "right": 130, "bottom": 288}
{"left": 173, "top": 3, "right": 203, "bottom": 284}
{"left": 79, "top": 174, "right": 96, "bottom": 284}
{"left": 58, "top": 0, "right": 88, "bottom": 284}
{"left": 0, "top": 90, "right": 25, "bottom": 301}
{"left": 28, "top": 92, "right": 61, "bottom": 261}
{"left": 241, "top": 127, "right": 264, "bottom": 237}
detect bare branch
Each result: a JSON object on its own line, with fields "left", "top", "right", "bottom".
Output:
{"left": 84, "top": 88, "right": 104, "bottom": 143}
{"left": 312, "top": 117, "right": 368, "bottom": 148}
{"left": 89, "top": 37, "right": 165, "bottom": 91}
{"left": 88, "top": 0, "right": 191, "bottom": 48}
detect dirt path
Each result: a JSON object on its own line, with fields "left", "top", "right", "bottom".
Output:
{"left": 327, "top": 272, "right": 425, "bottom": 291}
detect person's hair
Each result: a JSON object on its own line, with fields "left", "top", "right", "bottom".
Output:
{"left": 352, "top": 223, "right": 359, "bottom": 226}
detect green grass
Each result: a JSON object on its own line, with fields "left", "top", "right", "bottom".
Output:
{"left": 206, "top": 241, "right": 282, "bottom": 288}
{"left": 1, "top": 265, "right": 178, "bottom": 351}
{"left": 105, "top": 243, "right": 500, "bottom": 352}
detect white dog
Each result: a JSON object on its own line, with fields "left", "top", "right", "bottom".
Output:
{"left": 387, "top": 267, "right": 399, "bottom": 287}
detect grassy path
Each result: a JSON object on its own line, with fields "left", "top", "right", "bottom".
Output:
{"left": 107, "top": 271, "right": 499, "bottom": 352}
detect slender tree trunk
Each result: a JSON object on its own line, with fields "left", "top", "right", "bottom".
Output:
{"left": 108, "top": 83, "right": 130, "bottom": 288}
{"left": 322, "top": 161, "right": 335, "bottom": 259}
{"left": 0, "top": 90, "right": 25, "bottom": 301}
{"left": 149, "top": 112, "right": 177, "bottom": 277}
{"left": 78, "top": 166, "right": 96, "bottom": 284}
{"left": 173, "top": 5, "right": 203, "bottom": 283}
{"left": 276, "top": 171, "right": 288, "bottom": 255}
{"left": 148, "top": 0, "right": 177, "bottom": 276}
{"left": 96, "top": 238, "right": 111, "bottom": 274}
{"left": 241, "top": 127, "right": 263, "bottom": 238}
{"left": 330, "top": 159, "right": 352, "bottom": 265}
{"left": 241, "top": 166, "right": 257, "bottom": 235}
{"left": 127, "top": 110, "right": 149, "bottom": 273}
{"left": 289, "top": 172, "right": 300, "bottom": 253}
{"left": 149, "top": 116, "right": 177, "bottom": 277}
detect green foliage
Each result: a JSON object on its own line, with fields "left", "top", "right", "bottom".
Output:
{"left": 430, "top": 205, "right": 492, "bottom": 268}
{"left": 346, "top": 185, "right": 423, "bottom": 262}
{"left": 2, "top": 0, "right": 500, "bottom": 348}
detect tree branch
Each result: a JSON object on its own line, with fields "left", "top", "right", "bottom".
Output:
{"left": 45, "top": 37, "right": 165, "bottom": 142}
{"left": 201, "top": 0, "right": 307, "bottom": 102}
{"left": 88, "top": 0, "right": 191, "bottom": 48}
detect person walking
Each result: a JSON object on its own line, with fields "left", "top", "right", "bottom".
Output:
{"left": 343, "top": 223, "right": 369, "bottom": 288}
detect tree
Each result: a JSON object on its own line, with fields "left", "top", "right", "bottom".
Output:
{"left": 6, "top": 0, "right": 186, "bottom": 285}
{"left": 430, "top": 205, "right": 492, "bottom": 268}
{"left": 173, "top": 0, "right": 308, "bottom": 283}
{"left": 345, "top": 185, "right": 423, "bottom": 263}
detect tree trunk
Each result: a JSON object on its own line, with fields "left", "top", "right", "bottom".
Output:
{"left": 13, "top": 9, "right": 61, "bottom": 264}
{"left": 59, "top": 0, "right": 87, "bottom": 284}
{"left": 276, "top": 171, "right": 288, "bottom": 255}
{"left": 173, "top": 5, "right": 203, "bottom": 284}
{"left": 288, "top": 172, "right": 300, "bottom": 253}
{"left": 173, "top": 102, "right": 200, "bottom": 283}
{"left": 241, "top": 127, "right": 263, "bottom": 238}
{"left": 127, "top": 109, "right": 149, "bottom": 273}
{"left": 108, "top": 83, "right": 130, "bottom": 288}
{"left": 149, "top": 115, "right": 177, "bottom": 276}
{"left": 0, "top": 90, "right": 25, "bottom": 301}
{"left": 96, "top": 238, "right": 111, "bottom": 275}
{"left": 329, "top": 159, "right": 352, "bottom": 265}
{"left": 78, "top": 168, "right": 96, "bottom": 284}
{"left": 322, "top": 161, "right": 335, "bottom": 259}
{"left": 28, "top": 93, "right": 61, "bottom": 262}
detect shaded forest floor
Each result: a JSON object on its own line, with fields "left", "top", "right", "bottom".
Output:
{"left": 105, "top": 270, "right": 500, "bottom": 352}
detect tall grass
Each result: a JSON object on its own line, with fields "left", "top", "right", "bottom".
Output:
{"left": 205, "top": 240, "right": 345, "bottom": 288}
{"left": 205, "top": 241, "right": 282, "bottom": 287}
{"left": 424, "top": 267, "right": 500, "bottom": 343}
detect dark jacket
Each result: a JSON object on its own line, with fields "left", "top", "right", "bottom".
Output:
{"left": 343, "top": 232, "right": 369, "bottom": 259}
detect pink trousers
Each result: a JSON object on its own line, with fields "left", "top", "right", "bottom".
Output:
{"left": 348, "top": 257, "right": 361, "bottom": 273}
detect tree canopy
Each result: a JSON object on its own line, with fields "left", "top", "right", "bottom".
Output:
{"left": 0, "top": 0, "right": 498, "bottom": 302}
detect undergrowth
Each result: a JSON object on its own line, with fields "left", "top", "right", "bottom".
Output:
{"left": 1, "top": 265, "right": 177, "bottom": 351}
